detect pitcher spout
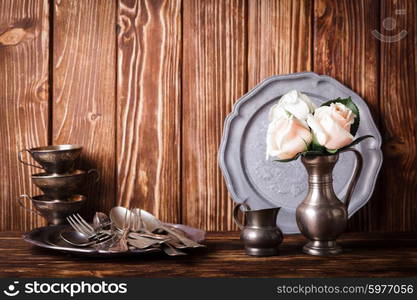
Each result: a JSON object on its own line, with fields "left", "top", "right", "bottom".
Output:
{"left": 246, "top": 207, "right": 281, "bottom": 227}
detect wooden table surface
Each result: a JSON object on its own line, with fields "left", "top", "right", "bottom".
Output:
{"left": 1, "top": 231, "right": 417, "bottom": 278}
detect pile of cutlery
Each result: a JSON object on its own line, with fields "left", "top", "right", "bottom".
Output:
{"left": 61, "top": 206, "right": 205, "bottom": 256}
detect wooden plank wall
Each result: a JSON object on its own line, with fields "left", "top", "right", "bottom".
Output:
{"left": 182, "top": 0, "right": 247, "bottom": 231}
{"left": 53, "top": 0, "right": 117, "bottom": 219}
{"left": 117, "top": 0, "right": 182, "bottom": 223}
{"left": 0, "top": 0, "right": 416, "bottom": 232}
{"left": 0, "top": 0, "right": 49, "bottom": 230}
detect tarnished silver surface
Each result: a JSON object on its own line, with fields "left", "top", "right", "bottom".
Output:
{"left": 18, "top": 144, "right": 82, "bottom": 174}
{"left": 219, "top": 72, "right": 383, "bottom": 234}
{"left": 296, "top": 149, "right": 363, "bottom": 256}
{"left": 23, "top": 225, "right": 159, "bottom": 257}
{"left": 31, "top": 169, "right": 99, "bottom": 200}
{"left": 60, "top": 231, "right": 112, "bottom": 247}
{"left": 110, "top": 206, "right": 204, "bottom": 248}
{"left": 17, "top": 195, "right": 86, "bottom": 225}
{"left": 23, "top": 224, "right": 205, "bottom": 257}
{"left": 233, "top": 204, "right": 283, "bottom": 256}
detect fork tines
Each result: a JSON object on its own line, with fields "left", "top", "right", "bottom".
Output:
{"left": 67, "top": 214, "right": 111, "bottom": 242}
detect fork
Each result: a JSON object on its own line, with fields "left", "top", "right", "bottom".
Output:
{"left": 67, "top": 214, "right": 111, "bottom": 242}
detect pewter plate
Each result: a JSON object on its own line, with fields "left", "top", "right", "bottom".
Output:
{"left": 219, "top": 72, "right": 383, "bottom": 234}
{"left": 23, "top": 225, "right": 204, "bottom": 257}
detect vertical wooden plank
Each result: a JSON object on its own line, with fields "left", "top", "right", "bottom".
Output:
{"left": 314, "top": 0, "right": 380, "bottom": 231}
{"left": 53, "top": 0, "right": 116, "bottom": 216}
{"left": 117, "top": 0, "right": 181, "bottom": 223}
{"left": 182, "top": 0, "right": 247, "bottom": 230}
{"left": 0, "top": 0, "right": 49, "bottom": 230}
{"left": 243, "top": 0, "right": 312, "bottom": 231}
{"left": 248, "top": 0, "right": 313, "bottom": 89}
{"left": 380, "top": 0, "right": 417, "bottom": 231}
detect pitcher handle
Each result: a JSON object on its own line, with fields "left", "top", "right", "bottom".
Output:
{"left": 18, "top": 149, "right": 43, "bottom": 169}
{"left": 339, "top": 148, "right": 363, "bottom": 209}
{"left": 17, "top": 194, "right": 41, "bottom": 216}
{"left": 87, "top": 169, "right": 100, "bottom": 183}
{"left": 233, "top": 203, "right": 250, "bottom": 230}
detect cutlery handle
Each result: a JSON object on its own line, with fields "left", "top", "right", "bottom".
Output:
{"left": 17, "top": 194, "right": 41, "bottom": 216}
{"left": 18, "top": 149, "right": 43, "bottom": 169}
{"left": 233, "top": 203, "right": 250, "bottom": 230}
{"left": 339, "top": 148, "right": 363, "bottom": 209}
{"left": 162, "top": 226, "right": 202, "bottom": 247}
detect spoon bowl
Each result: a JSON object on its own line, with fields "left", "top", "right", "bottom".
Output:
{"left": 109, "top": 206, "right": 132, "bottom": 230}
{"left": 93, "top": 212, "right": 111, "bottom": 231}
{"left": 60, "top": 231, "right": 94, "bottom": 247}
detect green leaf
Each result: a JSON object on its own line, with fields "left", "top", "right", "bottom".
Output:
{"left": 309, "top": 135, "right": 326, "bottom": 152}
{"left": 326, "top": 148, "right": 338, "bottom": 154}
{"left": 273, "top": 153, "right": 301, "bottom": 163}
{"left": 301, "top": 138, "right": 310, "bottom": 152}
{"left": 320, "top": 97, "right": 360, "bottom": 137}
{"left": 272, "top": 135, "right": 374, "bottom": 163}
{"left": 302, "top": 150, "right": 330, "bottom": 157}
{"left": 339, "top": 135, "right": 374, "bottom": 151}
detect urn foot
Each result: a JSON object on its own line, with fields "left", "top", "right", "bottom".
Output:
{"left": 245, "top": 247, "right": 278, "bottom": 257}
{"left": 302, "top": 240, "right": 342, "bottom": 256}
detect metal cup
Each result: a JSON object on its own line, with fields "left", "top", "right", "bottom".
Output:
{"left": 17, "top": 194, "right": 86, "bottom": 225}
{"left": 31, "top": 169, "right": 99, "bottom": 200}
{"left": 233, "top": 203, "right": 283, "bottom": 256}
{"left": 18, "top": 144, "right": 82, "bottom": 174}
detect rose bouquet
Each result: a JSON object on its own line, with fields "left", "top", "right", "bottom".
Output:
{"left": 266, "top": 90, "right": 372, "bottom": 161}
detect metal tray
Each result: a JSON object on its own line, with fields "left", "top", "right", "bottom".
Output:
{"left": 23, "top": 224, "right": 205, "bottom": 257}
{"left": 219, "top": 72, "right": 383, "bottom": 234}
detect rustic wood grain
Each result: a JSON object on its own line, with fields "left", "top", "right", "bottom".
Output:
{"left": 2, "top": 231, "right": 417, "bottom": 277}
{"left": 52, "top": 0, "right": 116, "bottom": 217}
{"left": 182, "top": 0, "right": 247, "bottom": 231}
{"left": 313, "top": 0, "right": 380, "bottom": 231}
{"left": 117, "top": 0, "right": 181, "bottom": 223}
{"left": 380, "top": 0, "right": 417, "bottom": 231}
{"left": 248, "top": 0, "right": 313, "bottom": 89}
{"left": 0, "top": 0, "right": 49, "bottom": 230}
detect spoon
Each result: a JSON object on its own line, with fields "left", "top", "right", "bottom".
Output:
{"left": 60, "top": 231, "right": 111, "bottom": 247}
{"left": 110, "top": 206, "right": 205, "bottom": 249}
{"left": 109, "top": 206, "right": 132, "bottom": 230}
{"left": 93, "top": 212, "right": 111, "bottom": 231}
{"left": 108, "top": 207, "right": 131, "bottom": 253}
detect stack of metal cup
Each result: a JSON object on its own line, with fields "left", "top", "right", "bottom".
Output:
{"left": 17, "top": 145, "right": 99, "bottom": 225}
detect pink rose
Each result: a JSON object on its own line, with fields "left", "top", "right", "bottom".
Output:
{"left": 307, "top": 103, "right": 356, "bottom": 150}
{"left": 269, "top": 90, "right": 316, "bottom": 121}
{"left": 266, "top": 116, "right": 313, "bottom": 160}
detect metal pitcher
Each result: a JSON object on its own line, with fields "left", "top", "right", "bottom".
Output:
{"left": 296, "top": 148, "right": 363, "bottom": 256}
{"left": 233, "top": 203, "right": 283, "bottom": 256}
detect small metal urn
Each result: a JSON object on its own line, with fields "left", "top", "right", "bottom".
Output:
{"left": 296, "top": 148, "right": 363, "bottom": 256}
{"left": 233, "top": 203, "right": 283, "bottom": 256}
